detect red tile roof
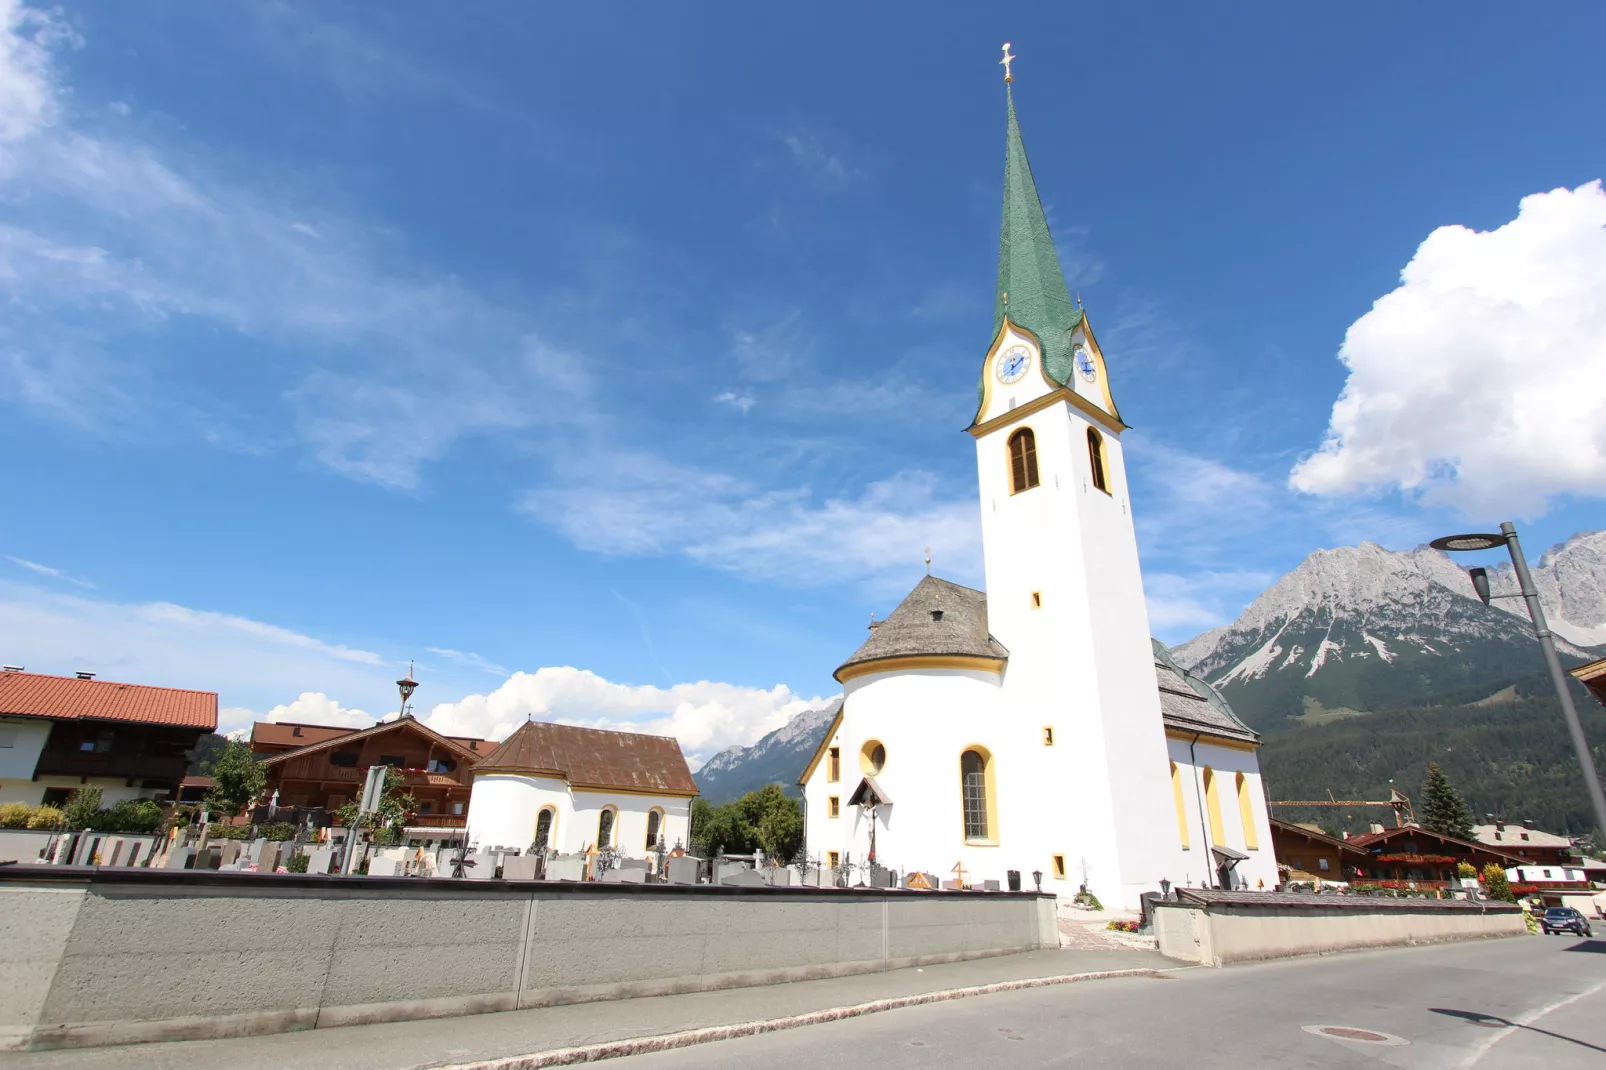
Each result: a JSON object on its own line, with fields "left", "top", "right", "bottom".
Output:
{"left": 473, "top": 721, "right": 697, "bottom": 796}
{"left": 250, "top": 721, "right": 358, "bottom": 749}
{"left": 0, "top": 671, "right": 217, "bottom": 730}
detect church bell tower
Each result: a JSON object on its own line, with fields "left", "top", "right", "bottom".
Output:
{"left": 969, "top": 48, "right": 1183, "bottom": 907}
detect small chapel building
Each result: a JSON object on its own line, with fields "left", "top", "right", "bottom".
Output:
{"left": 465, "top": 720, "right": 697, "bottom": 858}
{"left": 798, "top": 64, "right": 1277, "bottom": 908}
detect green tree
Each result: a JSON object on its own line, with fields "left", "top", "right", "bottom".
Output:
{"left": 691, "top": 785, "right": 804, "bottom": 862}
{"left": 1482, "top": 862, "right": 1517, "bottom": 903}
{"left": 62, "top": 786, "right": 104, "bottom": 831}
{"left": 1420, "top": 762, "right": 1475, "bottom": 841}
{"left": 691, "top": 797, "right": 751, "bottom": 857}
{"left": 204, "top": 740, "right": 266, "bottom": 818}
{"left": 335, "top": 767, "right": 417, "bottom": 844}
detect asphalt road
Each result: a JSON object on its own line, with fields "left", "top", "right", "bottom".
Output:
{"left": 610, "top": 936, "right": 1606, "bottom": 1069}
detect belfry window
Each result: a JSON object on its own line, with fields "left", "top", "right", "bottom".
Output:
{"left": 961, "top": 748, "right": 992, "bottom": 842}
{"left": 1087, "top": 427, "right": 1108, "bottom": 493}
{"left": 1008, "top": 428, "right": 1040, "bottom": 494}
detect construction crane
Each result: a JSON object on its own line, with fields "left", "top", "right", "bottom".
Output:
{"left": 1269, "top": 785, "right": 1416, "bottom": 828}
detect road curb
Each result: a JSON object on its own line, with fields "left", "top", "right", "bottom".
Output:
{"left": 439, "top": 967, "right": 1164, "bottom": 1069}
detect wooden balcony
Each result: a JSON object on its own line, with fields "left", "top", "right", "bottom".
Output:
{"left": 33, "top": 751, "right": 189, "bottom": 783}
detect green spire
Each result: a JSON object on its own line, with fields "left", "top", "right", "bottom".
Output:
{"left": 993, "top": 84, "right": 1083, "bottom": 386}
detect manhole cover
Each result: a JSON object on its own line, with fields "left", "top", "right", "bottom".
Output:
{"left": 1302, "top": 1025, "right": 1410, "bottom": 1047}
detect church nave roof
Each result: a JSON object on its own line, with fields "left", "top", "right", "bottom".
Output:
{"left": 834, "top": 575, "right": 1010, "bottom": 682}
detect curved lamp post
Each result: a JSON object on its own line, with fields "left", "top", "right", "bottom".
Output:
{"left": 1431, "top": 523, "right": 1606, "bottom": 840}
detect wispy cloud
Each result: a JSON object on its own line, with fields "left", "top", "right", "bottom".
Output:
{"left": 774, "top": 123, "right": 860, "bottom": 192}
{"left": 5, "top": 555, "right": 94, "bottom": 589}
{"left": 427, "top": 647, "right": 509, "bottom": 677}
{"left": 713, "top": 390, "right": 756, "bottom": 412}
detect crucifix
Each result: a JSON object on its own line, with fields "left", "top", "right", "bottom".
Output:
{"left": 1000, "top": 43, "right": 1016, "bottom": 83}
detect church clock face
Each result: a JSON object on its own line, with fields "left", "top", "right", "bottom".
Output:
{"left": 1074, "top": 344, "right": 1097, "bottom": 383}
{"left": 996, "top": 344, "right": 1031, "bottom": 384}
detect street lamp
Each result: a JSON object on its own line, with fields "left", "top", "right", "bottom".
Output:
{"left": 1431, "top": 522, "right": 1606, "bottom": 839}
{"left": 397, "top": 662, "right": 419, "bottom": 719}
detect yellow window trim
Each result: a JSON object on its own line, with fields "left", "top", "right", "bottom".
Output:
{"left": 828, "top": 795, "right": 840, "bottom": 818}
{"left": 1042, "top": 726, "right": 1054, "bottom": 746}
{"left": 959, "top": 744, "right": 999, "bottom": 847}
{"left": 1170, "top": 761, "right": 1190, "bottom": 850}
{"left": 1051, "top": 854, "right": 1067, "bottom": 880}
{"left": 1203, "top": 767, "right": 1225, "bottom": 846}
{"left": 1235, "top": 771, "right": 1260, "bottom": 851}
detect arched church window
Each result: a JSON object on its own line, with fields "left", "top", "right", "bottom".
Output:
{"left": 1202, "top": 767, "right": 1225, "bottom": 845}
{"left": 597, "top": 807, "right": 616, "bottom": 849}
{"left": 1235, "top": 772, "right": 1259, "bottom": 850}
{"left": 1170, "top": 761, "right": 1190, "bottom": 849}
{"left": 1008, "top": 428, "right": 1039, "bottom": 494}
{"left": 960, "top": 748, "right": 993, "bottom": 842}
{"left": 1087, "top": 427, "right": 1108, "bottom": 494}
{"left": 533, "top": 806, "right": 556, "bottom": 851}
{"left": 645, "top": 808, "right": 663, "bottom": 850}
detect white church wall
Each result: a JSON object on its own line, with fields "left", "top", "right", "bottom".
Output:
{"left": 1166, "top": 736, "right": 1279, "bottom": 893}
{"left": 569, "top": 789, "right": 690, "bottom": 858}
{"left": 466, "top": 774, "right": 690, "bottom": 859}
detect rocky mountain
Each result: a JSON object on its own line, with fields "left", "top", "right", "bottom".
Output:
{"left": 694, "top": 699, "right": 841, "bottom": 804}
{"left": 1172, "top": 531, "right": 1606, "bottom": 734}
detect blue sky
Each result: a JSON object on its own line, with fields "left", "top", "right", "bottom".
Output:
{"left": 2, "top": 2, "right": 1603, "bottom": 758}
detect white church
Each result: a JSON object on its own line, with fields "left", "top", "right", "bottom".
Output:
{"left": 799, "top": 66, "right": 1277, "bottom": 909}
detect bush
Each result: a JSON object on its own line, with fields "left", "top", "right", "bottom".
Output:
{"left": 62, "top": 786, "right": 104, "bottom": 831}
{"left": 26, "top": 805, "right": 64, "bottom": 830}
{"left": 1456, "top": 861, "right": 1478, "bottom": 879}
{"left": 260, "top": 822, "right": 297, "bottom": 842}
{"left": 0, "top": 802, "right": 33, "bottom": 828}
{"left": 102, "top": 798, "right": 164, "bottom": 834}
{"left": 286, "top": 852, "right": 310, "bottom": 873}
{"left": 1072, "top": 889, "right": 1103, "bottom": 910}
{"left": 205, "top": 824, "right": 252, "bottom": 840}
{"left": 1482, "top": 862, "right": 1517, "bottom": 903}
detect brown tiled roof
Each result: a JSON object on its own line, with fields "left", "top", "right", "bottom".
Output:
{"left": 1153, "top": 641, "right": 1259, "bottom": 745}
{"left": 258, "top": 716, "right": 482, "bottom": 767}
{"left": 835, "top": 576, "right": 1009, "bottom": 681}
{"left": 473, "top": 721, "right": 698, "bottom": 796}
{"left": 0, "top": 671, "right": 217, "bottom": 730}
{"left": 179, "top": 775, "right": 216, "bottom": 789}
{"left": 1346, "top": 825, "right": 1526, "bottom": 864}
{"left": 250, "top": 721, "right": 357, "bottom": 749}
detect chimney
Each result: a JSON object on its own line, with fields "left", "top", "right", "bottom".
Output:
{"left": 1495, "top": 819, "right": 1505, "bottom": 831}
{"left": 1522, "top": 819, "right": 1535, "bottom": 830}
{"left": 75, "top": 671, "right": 96, "bottom": 680}
{"left": 1369, "top": 823, "right": 1385, "bottom": 834}
{"left": 1, "top": 665, "right": 22, "bottom": 673}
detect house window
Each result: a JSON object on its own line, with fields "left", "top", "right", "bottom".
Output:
{"left": 534, "top": 807, "right": 555, "bottom": 850}
{"left": 597, "top": 808, "right": 616, "bottom": 849}
{"left": 1202, "top": 767, "right": 1225, "bottom": 845}
{"left": 1008, "top": 428, "right": 1040, "bottom": 493}
{"left": 1170, "top": 761, "right": 1191, "bottom": 849}
{"left": 1087, "top": 427, "right": 1108, "bottom": 493}
{"left": 828, "top": 850, "right": 841, "bottom": 868}
{"left": 291, "top": 725, "right": 303, "bottom": 737}
{"left": 451, "top": 801, "right": 464, "bottom": 816}
{"left": 961, "top": 748, "right": 993, "bottom": 843}
{"left": 860, "top": 740, "right": 886, "bottom": 776}
{"left": 79, "top": 731, "right": 112, "bottom": 754}
{"left": 1318, "top": 858, "right": 1330, "bottom": 872}
{"left": 1235, "top": 771, "right": 1259, "bottom": 850}
{"left": 1052, "top": 854, "right": 1067, "bottom": 880}
{"left": 330, "top": 751, "right": 359, "bottom": 768}
{"left": 41, "top": 787, "right": 72, "bottom": 807}
{"left": 379, "top": 755, "right": 405, "bottom": 767}
{"left": 427, "top": 758, "right": 455, "bottom": 773}
{"left": 827, "top": 747, "right": 841, "bottom": 783}
{"left": 419, "top": 801, "right": 433, "bottom": 814}
{"left": 646, "top": 808, "right": 663, "bottom": 849}
{"left": 828, "top": 796, "right": 840, "bottom": 819}
{"left": 1030, "top": 591, "right": 1042, "bottom": 609}
{"left": 1042, "top": 727, "right": 1054, "bottom": 746}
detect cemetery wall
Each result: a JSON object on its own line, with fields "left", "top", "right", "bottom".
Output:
{"left": 0, "top": 867, "right": 1057, "bottom": 1052}
{"left": 1153, "top": 894, "right": 1526, "bottom": 967}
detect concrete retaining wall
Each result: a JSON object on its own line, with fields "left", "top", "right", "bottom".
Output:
{"left": 0, "top": 867, "right": 1057, "bottom": 1052}
{"left": 1154, "top": 892, "right": 1526, "bottom": 967}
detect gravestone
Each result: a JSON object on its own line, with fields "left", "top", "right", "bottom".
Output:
{"left": 619, "top": 858, "right": 650, "bottom": 872}
{"left": 99, "top": 838, "right": 123, "bottom": 867}
{"left": 306, "top": 848, "right": 335, "bottom": 874}
{"left": 256, "top": 843, "right": 281, "bottom": 872}
{"left": 601, "top": 868, "right": 647, "bottom": 884}
{"left": 764, "top": 867, "right": 793, "bottom": 887}
{"left": 244, "top": 839, "right": 267, "bottom": 863}
{"left": 219, "top": 841, "right": 242, "bottom": 867}
{"left": 366, "top": 857, "right": 401, "bottom": 877}
{"left": 720, "top": 868, "right": 767, "bottom": 888}
{"left": 72, "top": 836, "right": 99, "bottom": 866}
{"left": 716, "top": 861, "right": 751, "bottom": 883}
{"left": 464, "top": 852, "right": 496, "bottom": 880}
{"left": 666, "top": 856, "right": 701, "bottom": 885}
{"left": 164, "top": 847, "right": 196, "bottom": 870}
{"left": 502, "top": 856, "right": 539, "bottom": 881}
{"left": 982, "top": 879, "right": 1000, "bottom": 892}
{"left": 198, "top": 846, "right": 223, "bottom": 870}
{"left": 870, "top": 865, "right": 895, "bottom": 888}
{"left": 545, "top": 855, "right": 586, "bottom": 882}
{"left": 941, "top": 879, "right": 963, "bottom": 891}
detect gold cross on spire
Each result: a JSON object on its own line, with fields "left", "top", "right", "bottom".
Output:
{"left": 1000, "top": 42, "right": 1016, "bottom": 83}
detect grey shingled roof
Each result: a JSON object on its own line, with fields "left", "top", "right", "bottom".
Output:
{"left": 834, "top": 576, "right": 1009, "bottom": 681}
{"left": 1153, "top": 640, "right": 1259, "bottom": 744}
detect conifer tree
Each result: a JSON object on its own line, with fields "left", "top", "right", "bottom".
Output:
{"left": 1420, "top": 762, "right": 1475, "bottom": 841}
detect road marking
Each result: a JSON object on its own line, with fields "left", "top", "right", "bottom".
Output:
{"left": 1460, "top": 974, "right": 1606, "bottom": 1068}
{"left": 437, "top": 967, "right": 1166, "bottom": 1070}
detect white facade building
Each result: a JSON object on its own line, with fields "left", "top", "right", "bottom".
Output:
{"left": 799, "top": 78, "right": 1276, "bottom": 909}
{"left": 465, "top": 720, "right": 695, "bottom": 859}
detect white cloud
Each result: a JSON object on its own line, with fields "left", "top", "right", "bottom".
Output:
{"left": 5, "top": 554, "right": 94, "bottom": 588}
{"left": 713, "top": 390, "right": 755, "bottom": 412}
{"left": 427, "top": 647, "right": 508, "bottom": 677}
{"left": 524, "top": 451, "right": 980, "bottom": 592}
{"left": 0, "top": 0, "right": 76, "bottom": 144}
{"left": 422, "top": 667, "right": 828, "bottom": 764}
{"left": 261, "top": 692, "right": 372, "bottom": 730}
{"left": 1292, "top": 182, "right": 1606, "bottom": 518}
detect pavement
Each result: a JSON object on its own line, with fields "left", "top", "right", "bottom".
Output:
{"left": 603, "top": 934, "right": 1606, "bottom": 1069}
{"left": 4, "top": 948, "right": 1166, "bottom": 1070}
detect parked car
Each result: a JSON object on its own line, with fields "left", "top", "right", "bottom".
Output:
{"left": 1540, "top": 907, "right": 1593, "bottom": 937}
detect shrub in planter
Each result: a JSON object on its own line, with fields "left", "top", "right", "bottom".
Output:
{"left": 206, "top": 824, "right": 252, "bottom": 840}
{"left": 103, "top": 798, "right": 164, "bottom": 834}
{"left": 62, "top": 786, "right": 104, "bottom": 831}
{"left": 26, "top": 805, "right": 64, "bottom": 830}
{"left": 286, "top": 852, "right": 310, "bottom": 873}
{"left": 0, "top": 802, "right": 33, "bottom": 828}
{"left": 260, "top": 822, "right": 297, "bottom": 842}
{"left": 1072, "top": 889, "right": 1103, "bottom": 910}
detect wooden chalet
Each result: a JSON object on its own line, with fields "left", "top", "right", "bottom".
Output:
{"left": 1346, "top": 824, "right": 1526, "bottom": 889}
{"left": 255, "top": 715, "right": 497, "bottom": 835}
{"left": 1269, "top": 818, "right": 1369, "bottom": 883}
